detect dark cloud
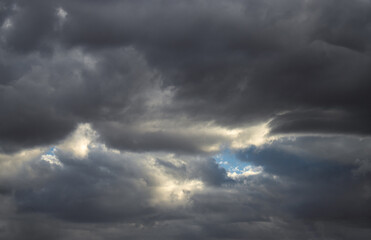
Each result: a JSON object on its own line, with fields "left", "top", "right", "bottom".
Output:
{"left": 2, "top": 0, "right": 56, "bottom": 53}
{"left": 13, "top": 150, "right": 157, "bottom": 223}
{"left": 2, "top": 0, "right": 371, "bottom": 152}
{"left": 0, "top": 0, "right": 14, "bottom": 26}
{"left": 237, "top": 138, "right": 371, "bottom": 224}
{"left": 6, "top": 147, "right": 228, "bottom": 223}
{"left": 155, "top": 157, "right": 229, "bottom": 186}
{"left": 94, "top": 121, "right": 232, "bottom": 154}
{"left": 0, "top": 136, "right": 369, "bottom": 239}
{"left": 0, "top": 46, "right": 159, "bottom": 153}
{"left": 1, "top": 0, "right": 371, "bottom": 239}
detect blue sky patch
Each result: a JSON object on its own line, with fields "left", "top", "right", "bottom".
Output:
{"left": 214, "top": 148, "right": 250, "bottom": 174}
{"left": 45, "top": 146, "right": 57, "bottom": 156}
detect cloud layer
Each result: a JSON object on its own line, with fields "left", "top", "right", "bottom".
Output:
{"left": 1, "top": 0, "right": 371, "bottom": 239}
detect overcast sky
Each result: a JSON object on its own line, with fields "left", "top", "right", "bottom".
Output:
{"left": 1, "top": 0, "right": 371, "bottom": 239}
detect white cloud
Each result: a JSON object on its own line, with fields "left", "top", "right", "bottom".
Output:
{"left": 56, "top": 7, "right": 68, "bottom": 20}
{"left": 1, "top": 18, "right": 12, "bottom": 29}
{"left": 41, "top": 149, "right": 62, "bottom": 166}
{"left": 227, "top": 165, "right": 263, "bottom": 180}
{"left": 58, "top": 123, "right": 97, "bottom": 159}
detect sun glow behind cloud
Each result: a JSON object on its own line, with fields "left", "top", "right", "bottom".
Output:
{"left": 58, "top": 123, "right": 98, "bottom": 159}
{"left": 2, "top": 0, "right": 371, "bottom": 237}
{"left": 34, "top": 124, "right": 209, "bottom": 208}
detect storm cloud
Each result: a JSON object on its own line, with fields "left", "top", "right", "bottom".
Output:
{"left": 1, "top": 0, "right": 371, "bottom": 239}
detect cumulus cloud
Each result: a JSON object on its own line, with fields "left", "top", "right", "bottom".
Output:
{"left": 1, "top": 0, "right": 371, "bottom": 239}
{"left": 0, "top": 125, "right": 370, "bottom": 239}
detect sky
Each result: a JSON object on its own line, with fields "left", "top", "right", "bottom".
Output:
{"left": 1, "top": 0, "right": 371, "bottom": 239}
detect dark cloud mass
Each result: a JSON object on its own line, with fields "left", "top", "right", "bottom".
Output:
{"left": 1, "top": 0, "right": 371, "bottom": 239}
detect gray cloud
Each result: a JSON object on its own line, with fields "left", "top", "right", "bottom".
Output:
{"left": 4, "top": 145, "right": 228, "bottom": 223}
{"left": 0, "top": 135, "right": 370, "bottom": 239}
{"left": 1, "top": 0, "right": 371, "bottom": 239}
{"left": 2, "top": 0, "right": 371, "bottom": 152}
{"left": 237, "top": 138, "right": 371, "bottom": 223}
